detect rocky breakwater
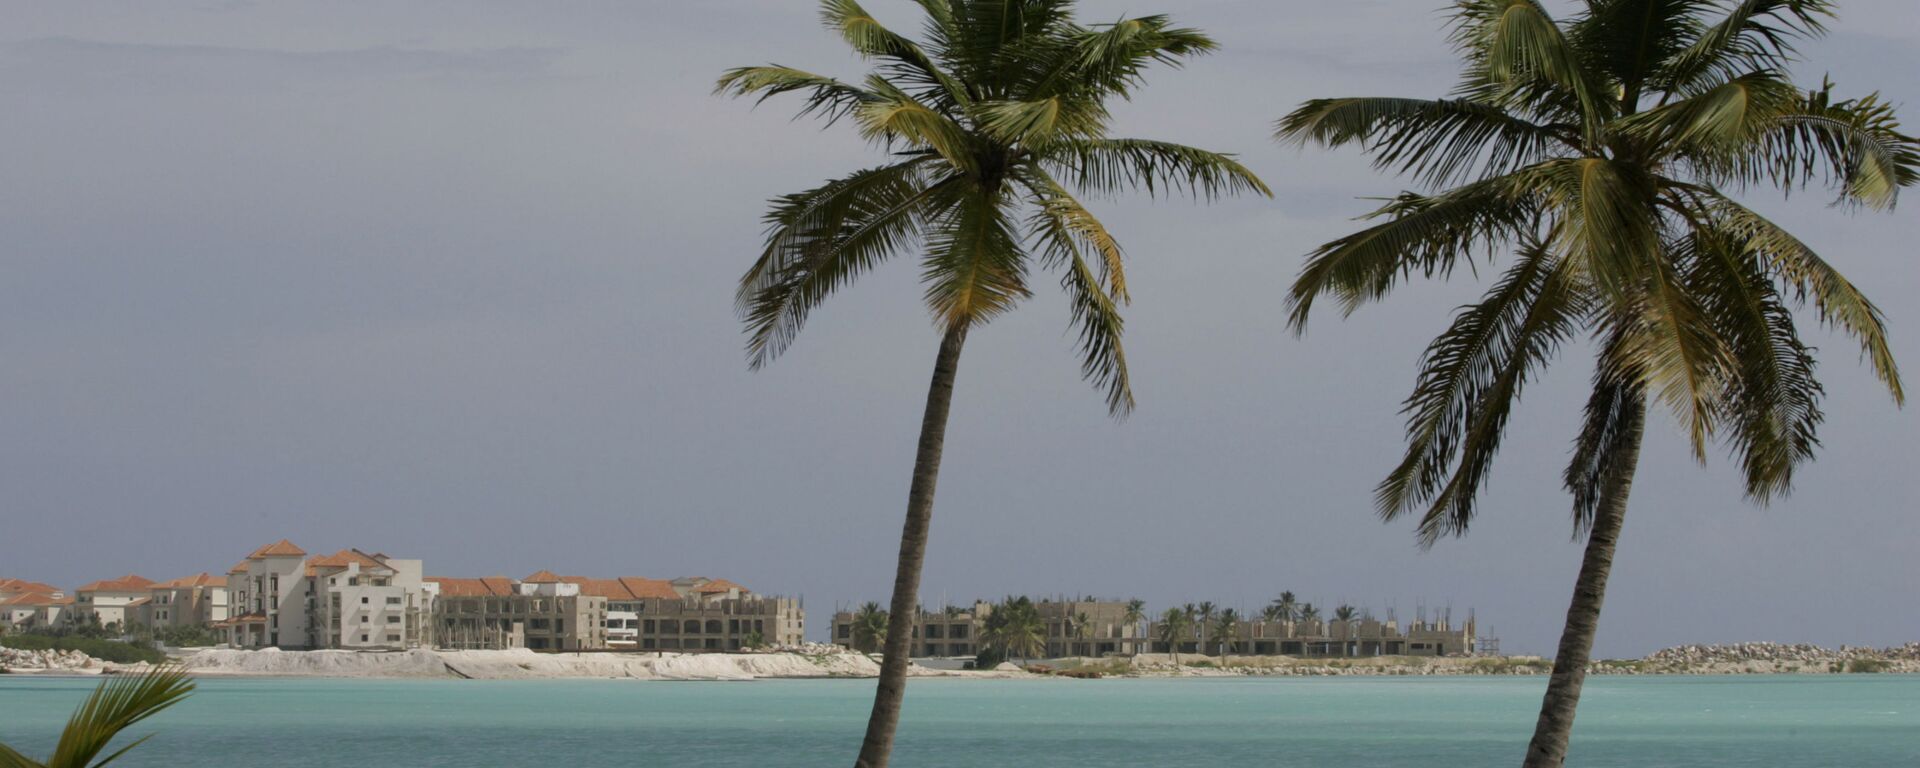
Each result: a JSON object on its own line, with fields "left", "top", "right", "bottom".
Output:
{"left": 1, "top": 647, "right": 114, "bottom": 674}
{"left": 1606, "top": 642, "right": 1920, "bottom": 674}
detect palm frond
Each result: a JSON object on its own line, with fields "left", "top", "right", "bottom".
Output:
{"left": 922, "top": 185, "right": 1031, "bottom": 328}
{"left": 1448, "top": 0, "right": 1606, "bottom": 134}
{"left": 45, "top": 665, "right": 193, "bottom": 768}
{"left": 1660, "top": 0, "right": 1833, "bottom": 92}
{"left": 713, "top": 66, "right": 882, "bottom": 126}
{"left": 1565, "top": 337, "right": 1649, "bottom": 535}
{"left": 975, "top": 95, "right": 1108, "bottom": 149}
{"left": 1538, "top": 158, "right": 1663, "bottom": 303}
{"left": 1276, "top": 96, "right": 1575, "bottom": 187}
{"left": 739, "top": 161, "right": 947, "bottom": 367}
{"left": 1023, "top": 165, "right": 1133, "bottom": 415}
{"left": 1620, "top": 241, "right": 1736, "bottom": 458}
{"left": 1738, "top": 83, "right": 1920, "bottom": 210}
{"left": 1698, "top": 191, "right": 1902, "bottom": 403}
{"left": 1381, "top": 243, "right": 1584, "bottom": 545}
{"left": 1032, "top": 15, "right": 1216, "bottom": 101}
{"left": 1684, "top": 226, "right": 1822, "bottom": 501}
{"left": 1041, "top": 138, "right": 1269, "bottom": 200}
{"left": 1287, "top": 164, "right": 1554, "bottom": 331}
{"left": 1619, "top": 70, "right": 1801, "bottom": 162}
{"left": 821, "top": 0, "right": 972, "bottom": 109}
{"left": 854, "top": 77, "right": 977, "bottom": 172}
{"left": 0, "top": 743, "right": 48, "bottom": 768}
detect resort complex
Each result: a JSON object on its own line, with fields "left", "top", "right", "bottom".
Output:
{"left": 6, "top": 549, "right": 1477, "bottom": 663}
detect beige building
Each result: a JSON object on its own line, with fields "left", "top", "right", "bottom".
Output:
{"left": 829, "top": 599, "right": 1142, "bottom": 658}
{"left": 1, "top": 591, "right": 72, "bottom": 632}
{"left": 429, "top": 572, "right": 607, "bottom": 651}
{"left": 145, "top": 573, "right": 230, "bottom": 630}
{"left": 1148, "top": 615, "right": 1476, "bottom": 658}
{"left": 219, "top": 540, "right": 436, "bottom": 650}
{"left": 73, "top": 574, "right": 157, "bottom": 629}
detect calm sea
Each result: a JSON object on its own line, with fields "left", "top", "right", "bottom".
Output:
{"left": 1, "top": 675, "right": 1914, "bottom": 766}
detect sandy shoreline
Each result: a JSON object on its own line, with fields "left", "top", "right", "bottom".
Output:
{"left": 6, "top": 643, "right": 1915, "bottom": 680}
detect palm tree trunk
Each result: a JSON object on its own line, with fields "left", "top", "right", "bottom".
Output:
{"left": 854, "top": 325, "right": 967, "bottom": 768}
{"left": 1522, "top": 403, "right": 1645, "bottom": 768}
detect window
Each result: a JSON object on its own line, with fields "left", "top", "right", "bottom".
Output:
{"left": 360, "top": 616, "right": 369, "bottom": 623}
{"left": 555, "top": 619, "right": 565, "bottom": 633}
{"left": 386, "top": 634, "right": 401, "bottom": 642}
{"left": 360, "top": 634, "right": 369, "bottom": 642}
{"left": 361, "top": 597, "right": 369, "bottom": 604}
{"left": 386, "top": 597, "right": 402, "bottom": 605}
{"left": 387, "top": 616, "right": 400, "bottom": 624}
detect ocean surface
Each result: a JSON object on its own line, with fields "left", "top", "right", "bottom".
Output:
{"left": 1, "top": 674, "right": 1915, "bottom": 766}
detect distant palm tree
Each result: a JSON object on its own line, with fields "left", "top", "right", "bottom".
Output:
{"left": 1122, "top": 599, "right": 1146, "bottom": 655}
{"left": 1297, "top": 603, "right": 1320, "bottom": 624}
{"left": 1260, "top": 604, "right": 1284, "bottom": 624}
{"left": 1333, "top": 604, "right": 1358, "bottom": 623}
{"left": 853, "top": 602, "right": 890, "bottom": 654}
{"left": 1194, "top": 601, "right": 1216, "bottom": 654}
{"left": 984, "top": 597, "right": 1046, "bottom": 663}
{"left": 1213, "top": 609, "right": 1240, "bottom": 656}
{"left": 1277, "top": 2, "right": 1913, "bottom": 764}
{"left": 0, "top": 665, "right": 193, "bottom": 768}
{"left": 1071, "top": 611, "right": 1094, "bottom": 657}
{"left": 719, "top": 4, "right": 1265, "bottom": 765}
{"left": 1267, "top": 591, "right": 1298, "bottom": 624}
{"left": 1156, "top": 607, "right": 1192, "bottom": 665}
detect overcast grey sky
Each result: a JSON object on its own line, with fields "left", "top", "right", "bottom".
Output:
{"left": 2, "top": 1, "right": 1914, "bottom": 656}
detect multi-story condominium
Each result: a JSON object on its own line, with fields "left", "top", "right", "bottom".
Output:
{"left": 146, "top": 573, "right": 230, "bottom": 630}
{"left": 429, "top": 572, "right": 607, "bottom": 651}
{"left": 829, "top": 599, "right": 1141, "bottom": 658}
{"left": 1, "top": 591, "right": 72, "bottom": 632}
{"left": 1147, "top": 615, "right": 1476, "bottom": 658}
{"left": 72, "top": 574, "right": 157, "bottom": 629}
{"left": 219, "top": 540, "right": 435, "bottom": 650}
{"left": 0, "top": 578, "right": 61, "bottom": 601}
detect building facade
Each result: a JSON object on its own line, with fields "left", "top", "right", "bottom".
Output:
{"left": 829, "top": 599, "right": 1142, "bottom": 658}
{"left": 146, "top": 573, "right": 230, "bottom": 630}
{"left": 72, "top": 574, "right": 157, "bottom": 629}
{"left": 429, "top": 572, "right": 607, "bottom": 651}
{"left": 220, "top": 540, "right": 436, "bottom": 650}
{"left": 1147, "top": 616, "right": 1477, "bottom": 658}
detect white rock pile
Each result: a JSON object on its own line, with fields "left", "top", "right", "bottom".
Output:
{"left": 1, "top": 647, "right": 107, "bottom": 673}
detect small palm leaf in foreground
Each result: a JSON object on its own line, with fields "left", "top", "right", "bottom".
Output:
{"left": 0, "top": 665, "right": 194, "bottom": 768}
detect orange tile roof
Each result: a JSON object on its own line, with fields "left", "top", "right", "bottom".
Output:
{"left": 227, "top": 560, "right": 251, "bottom": 575}
{"left": 0, "top": 578, "right": 60, "bottom": 595}
{"left": 76, "top": 574, "right": 155, "bottom": 593}
{"left": 248, "top": 539, "right": 307, "bottom": 559}
{"left": 123, "top": 597, "right": 152, "bottom": 607}
{"left": 304, "top": 549, "right": 388, "bottom": 575}
{"left": 427, "top": 577, "right": 516, "bottom": 598}
{"left": 696, "top": 578, "right": 747, "bottom": 594}
{"left": 154, "top": 573, "right": 222, "bottom": 589}
{"left": 557, "top": 576, "right": 680, "bottom": 601}
{"left": 1, "top": 591, "right": 64, "bottom": 607}
{"left": 523, "top": 570, "right": 562, "bottom": 583}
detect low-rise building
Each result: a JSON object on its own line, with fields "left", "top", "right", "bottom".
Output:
{"left": 146, "top": 573, "right": 230, "bottom": 630}
{"left": 219, "top": 540, "right": 435, "bottom": 650}
{"left": 73, "top": 574, "right": 156, "bottom": 629}
{"left": 428, "top": 572, "right": 606, "bottom": 651}
{"left": 1, "top": 591, "right": 72, "bottom": 632}
{"left": 829, "top": 598, "right": 1142, "bottom": 658}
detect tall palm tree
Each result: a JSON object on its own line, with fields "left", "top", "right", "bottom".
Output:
{"left": 1277, "top": 2, "right": 1913, "bottom": 764}
{"left": 853, "top": 602, "right": 890, "bottom": 654}
{"left": 1333, "top": 604, "right": 1358, "bottom": 623}
{"left": 1194, "top": 601, "right": 1216, "bottom": 654}
{"left": 1260, "top": 604, "right": 1284, "bottom": 624}
{"left": 1155, "top": 607, "right": 1191, "bottom": 665}
{"left": 1267, "top": 591, "right": 1298, "bottom": 624}
{"left": 1213, "top": 608, "right": 1240, "bottom": 656}
{"left": 0, "top": 665, "right": 193, "bottom": 768}
{"left": 984, "top": 597, "right": 1046, "bottom": 663}
{"left": 1296, "top": 603, "right": 1319, "bottom": 624}
{"left": 718, "top": 4, "right": 1265, "bottom": 765}
{"left": 1071, "top": 611, "right": 1094, "bottom": 657}
{"left": 1122, "top": 598, "right": 1146, "bottom": 655}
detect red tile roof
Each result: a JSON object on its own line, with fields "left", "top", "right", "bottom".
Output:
{"left": 0, "top": 578, "right": 60, "bottom": 595}
{"left": 560, "top": 576, "right": 680, "bottom": 601}
{"left": 227, "top": 560, "right": 250, "bottom": 575}
{"left": 695, "top": 578, "right": 747, "bottom": 594}
{"left": 304, "top": 549, "right": 388, "bottom": 575}
{"left": 76, "top": 574, "right": 155, "bottom": 593}
{"left": 248, "top": 539, "right": 307, "bottom": 559}
{"left": 1, "top": 591, "right": 66, "bottom": 607}
{"left": 523, "top": 570, "right": 562, "bottom": 583}
{"left": 427, "top": 577, "right": 516, "bottom": 598}
{"left": 154, "top": 573, "right": 222, "bottom": 589}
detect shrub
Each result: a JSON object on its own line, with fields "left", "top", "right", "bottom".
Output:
{"left": 972, "top": 647, "right": 1006, "bottom": 670}
{"left": 1846, "top": 659, "right": 1891, "bottom": 674}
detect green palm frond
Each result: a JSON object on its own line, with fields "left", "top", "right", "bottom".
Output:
{"left": 922, "top": 186, "right": 1030, "bottom": 328}
{"left": 1565, "top": 340, "right": 1648, "bottom": 534}
{"left": 1684, "top": 227, "right": 1822, "bottom": 500}
{"left": 1385, "top": 243, "right": 1584, "bottom": 545}
{"left": 1287, "top": 165, "right": 1552, "bottom": 330}
{"left": 1024, "top": 166, "right": 1133, "bottom": 415}
{"left": 2, "top": 665, "right": 197, "bottom": 768}
{"left": 1746, "top": 84, "right": 1920, "bottom": 210}
{"left": 1699, "top": 191, "right": 1902, "bottom": 403}
{"left": 713, "top": 66, "right": 882, "bottom": 126}
{"left": 1042, "top": 138, "right": 1269, "bottom": 200}
{"left": 1659, "top": 0, "right": 1833, "bottom": 92}
{"left": 1449, "top": 0, "right": 1606, "bottom": 133}
{"left": 822, "top": 0, "right": 972, "bottom": 108}
{"left": 738, "top": 161, "right": 945, "bottom": 367}
{"left": 1619, "top": 71, "right": 1801, "bottom": 160}
{"left": 1277, "top": 96, "right": 1574, "bottom": 187}
{"left": 1538, "top": 158, "right": 1662, "bottom": 302}
{"left": 1623, "top": 240, "right": 1737, "bottom": 458}
{"left": 855, "top": 78, "right": 977, "bottom": 171}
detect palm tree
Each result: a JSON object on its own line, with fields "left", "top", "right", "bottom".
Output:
{"left": 1333, "top": 604, "right": 1358, "bottom": 623}
{"left": 1267, "top": 591, "right": 1298, "bottom": 624}
{"left": 1071, "top": 611, "right": 1094, "bottom": 657}
{"left": 1276, "top": 2, "right": 1913, "bottom": 764}
{"left": 1155, "top": 607, "right": 1191, "bottom": 665}
{"left": 1122, "top": 598, "right": 1146, "bottom": 655}
{"left": 1212, "top": 608, "right": 1240, "bottom": 656}
{"left": 1297, "top": 603, "right": 1319, "bottom": 624}
{"left": 0, "top": 665, "right": 193, "bottom": 768}
{"left": 1194, "top": 601, "right": 1216, "bottom": 654}
{"left": 718, "top": 4, "right": 1266, "bottom": 765}
{"left": 983, "top": 597, "right": 1046, "bottom": 663}
{"left": 853, "top": 602, "right": 890, "bottom": 654}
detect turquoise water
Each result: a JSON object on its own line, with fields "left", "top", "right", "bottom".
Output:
{"left": 1, "top": 675, "right": 1915, "bottom": 766}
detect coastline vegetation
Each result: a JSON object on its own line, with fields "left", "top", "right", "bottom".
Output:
{"left": 0, "top": 635, "right": 165, "bottom": 666}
